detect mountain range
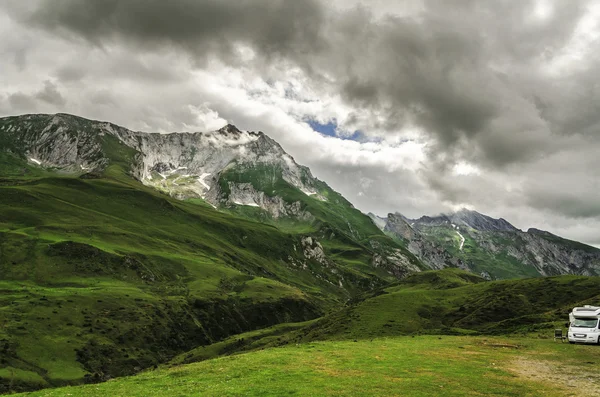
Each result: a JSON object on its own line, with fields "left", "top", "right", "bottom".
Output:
{"left": 1, "top": 112, "right": 599, "bottom": 392}
{"left": 369, "top": 209, "right": 600, "bottom": 280}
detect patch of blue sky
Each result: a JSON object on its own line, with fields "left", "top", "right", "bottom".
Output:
{"left": 307, "top": 119, "right": 363, "bottom": 141}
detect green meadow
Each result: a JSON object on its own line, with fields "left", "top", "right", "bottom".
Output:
{"left": 18, "top": 335, "right": 600, "bottom": 397}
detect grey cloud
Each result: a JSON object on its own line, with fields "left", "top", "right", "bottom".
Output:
{"left": 35, "top": 80, "right": 66, "bottom": 106}
{"left": 89, "top": 90, "right": 116, "bottom": 107}
{"left": 24, "top": 0, "right": 325, "bottom": 67}
{"left": 55, "top": 65, "right": 86, "bottom": 82}
{"left": 14, "top": 0, "right": 595, "bottom": 171}
{"left": 308, "top": 160, "right": 446, "bottom": 219}
{"left": 8, "top": 92, "right": 37, "bottom": 112}
{"left": 4, "top": 81, "right": 67, "bottom": 114}
{"left": 13, "top": 48, "right": 27, "bottom": 70}
{"left": 324, "top": 1, "right": 591, "bottom": 170}
{"left": 527, "top": 190, "right": 600, "bottom": 220}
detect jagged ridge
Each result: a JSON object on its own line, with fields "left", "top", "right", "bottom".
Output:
{"left": 373, "top": 209, "right": 600, "bottom": 279}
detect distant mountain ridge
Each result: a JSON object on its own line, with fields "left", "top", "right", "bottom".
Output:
{"left": 370, "top": 209, "right": 600, "bottom": 279}
{"left": 411, "top": 209, "right": 518, "bottom": 232}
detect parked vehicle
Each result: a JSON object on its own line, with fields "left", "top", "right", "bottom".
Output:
{"left": 568, "top": 305, "right": 600, "bottom": 344}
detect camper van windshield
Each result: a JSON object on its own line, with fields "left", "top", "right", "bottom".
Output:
{"left": 572, "top": 318, "right": 599, "bottom": 328}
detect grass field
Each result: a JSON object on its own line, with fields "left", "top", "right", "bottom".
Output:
{"left": 17, "top": 335, "right": 600, "bottom": 396}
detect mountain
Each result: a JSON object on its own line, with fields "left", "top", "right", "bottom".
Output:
{"left": 372, "top": 209, "right": 600, "bottom": 279}
{"left": 0, "top": 113, "right": 420, "bottom": 276}
{"left": 0, "top": 113, "right": 422, "bottom": 392}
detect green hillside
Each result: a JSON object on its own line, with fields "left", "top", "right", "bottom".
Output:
{"left": 0, "top": 161, "right": 402, "bottom": 393}
{"left": 289, "top": 269, "right": 600, "bottom": 342}
{"left": 216, "top": 162, "right": 423, "bottom": 281}
{"left": 154, "top": 269, "right": 600, "bottom": 369}
{"left": 10, "top": 269, "right": 600, "bottom": 396}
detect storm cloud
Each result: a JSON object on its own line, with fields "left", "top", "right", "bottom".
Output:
{"left": 2, "top": 0, "right": 600, "bottom": 245}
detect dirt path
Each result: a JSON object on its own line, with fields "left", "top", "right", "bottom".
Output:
{"left": 508, "top": 357, "right": 600, "bottom": 397}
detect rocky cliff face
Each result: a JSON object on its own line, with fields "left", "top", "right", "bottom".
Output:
{"left": 107, "top": 122, "right": 327, "bottom": 208}
{"left": 377, "top": 209, "right": 600, "bottom": 279}
{"left": 0, "top": 114, "right": 110, "bottom": 172}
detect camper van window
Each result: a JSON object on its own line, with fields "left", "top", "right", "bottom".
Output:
{"left": 571, "top": 318, "right": 599, "bottom": 328}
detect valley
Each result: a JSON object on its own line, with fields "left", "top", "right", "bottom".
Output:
{"left": 1, "top": 113, "right": 599, "bottom": 396}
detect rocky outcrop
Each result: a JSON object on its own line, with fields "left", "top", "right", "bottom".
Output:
{"left": 220, "top": 182, "right": 315, "bottom": 221}
{"left": 383, "top": 213, "right": 417, "bottom": 240}
{"left": 301, "top": 236, "right": 329, "bottom": 266}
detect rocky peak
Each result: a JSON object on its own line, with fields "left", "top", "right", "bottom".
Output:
{"left": 409, "top": 209, "right": 518, "bottom": 232}
{"left": 217, "top": 123, "right": 243, "bottom": 135}
{"left": 384, "top": 213, "right": 417, "bottom": 240}
{"left": 1, "top": 113, "right": 330, "bottom": 214}
{"left": 449, "top": 209, "right": 518, "bottom": 232}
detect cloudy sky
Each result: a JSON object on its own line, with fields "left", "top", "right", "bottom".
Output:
{"left": 2, "top": 0, "right": 600, "bottom": 245}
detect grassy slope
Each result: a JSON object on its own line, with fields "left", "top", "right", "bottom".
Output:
{"left": 218, "top": 163, "right": 424, "bottom": 283}
{"left": 131, "top": 269, "right": 599, "bottom": 370}
{"left": 287, "top": 269, "right": 600, "bottom": 342}
{"left": 0, "top": 146, "right": 366, "bottom": 392}
{"left": 18, "top": 335, "right": 600, "bottom": 397}
{"left": 218, "top": 163, "right": 381, "bottom": 238}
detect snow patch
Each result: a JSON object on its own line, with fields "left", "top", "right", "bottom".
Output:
{"left": 301, "top": 188, "right": 317, "bottom": 196}
{"left": 29, "top": 158, "right": 41, "bottom": 165}
{"left": 233, "top": 200, "right": 259, "bottom": 207}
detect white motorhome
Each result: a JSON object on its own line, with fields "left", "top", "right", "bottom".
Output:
{"left": 568, "top": 305, "right": 600, "bottom": 344}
